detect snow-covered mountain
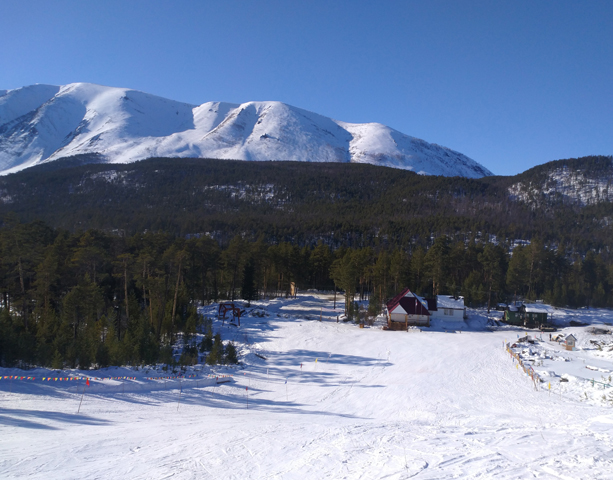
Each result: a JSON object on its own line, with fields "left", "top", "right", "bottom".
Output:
{"left": 0, "top": 83, "right": 492, "bottom": 177}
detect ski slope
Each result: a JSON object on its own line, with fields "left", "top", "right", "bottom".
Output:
{"left": 1, "top": 294, "right": 612, "bottom": 479}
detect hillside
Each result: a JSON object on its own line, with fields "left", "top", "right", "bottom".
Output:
{"left": 503, "top": 156, "right": 613, "bottom": 208}
{"left": 0, "top": 83, "right": 491, "bottom": 178}
{"left": 0, "top": 155, "right": 611, "bottom": 253}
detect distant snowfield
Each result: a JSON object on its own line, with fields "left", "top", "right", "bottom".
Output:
{"left": 2, "top": 294, "right": 613, "bottom": 479}
{"left": 0, "top": 83, "right": 492, "bottom": 178}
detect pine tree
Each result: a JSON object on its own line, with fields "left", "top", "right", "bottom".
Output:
{"left": 224, "top": 342, "right": 238, "bottom": 364}
{"left": 206, "top": 333, "right": 224, "bottom": 365}
{"left": 200, "top": 325, "right": 213, "bottom": 352}
{"left": 241, "top": 259, "right": 257, "bottom": 303}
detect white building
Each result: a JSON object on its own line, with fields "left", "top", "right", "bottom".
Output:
{"left": 428, "top": 295, "right": 467, "bottom": 321}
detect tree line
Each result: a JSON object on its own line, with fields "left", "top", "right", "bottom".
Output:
{"left": 1, "top": 218, "right": 611, "bottom": 368}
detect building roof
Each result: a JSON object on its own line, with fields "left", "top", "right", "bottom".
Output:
{"left": 523, "top": 304, "right": 554, "bottom": 314}
{"left": 392, "top": 296, "right": 430, "bottom": 316}
{"left": 386, "top": 287, "right": 411, "bottom": 312}
{"left": 436, "top": 295, "right": 465, "bottom": 310}
{"left": 387, "top": 288, "right": 430, "bottom": 316}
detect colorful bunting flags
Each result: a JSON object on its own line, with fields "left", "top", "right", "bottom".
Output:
{"left": 0, "top": 371, "right": 235, "bottom": 390}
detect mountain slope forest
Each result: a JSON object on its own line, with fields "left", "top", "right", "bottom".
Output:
{"left": 0, "top": 155, "right": 612, "bottom": 368}
{"left": 1, "top": 155, "right": 612, "bottom": 250}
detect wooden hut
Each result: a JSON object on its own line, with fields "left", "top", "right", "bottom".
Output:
{"left": 521, "top": 304, "right": 549, "bottom": 328}
{"left": 503, "top": 303, "right": 552, "bottom": 328}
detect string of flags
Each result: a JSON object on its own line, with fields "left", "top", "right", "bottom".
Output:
{"left": 2, "top": 375, "right": 87, "bottom": 382}
{"left": 144, "top": 374, "right": 198, "bottom": 380}
{"left": 1, "top": 373, "right": 232, "bottom": 383}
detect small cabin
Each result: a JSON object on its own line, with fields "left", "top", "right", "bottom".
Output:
{"left": 503, "top": 303, "right": 552, "bottom": 328}
{"left": 521, "top": 304, "right": 549, "bottom": 328}
{"left": 565, "top": 334, "right": 577, "bottom": 351}
{"left": 428, "top": 295, "right": 467, "bottom": 321}
{"left": 386, "top": 288, "right": 430, "bottom": 330}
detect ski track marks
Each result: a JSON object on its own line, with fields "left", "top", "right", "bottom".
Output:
{"left": 1, "top": 294, "right": 613, "bottom": 478}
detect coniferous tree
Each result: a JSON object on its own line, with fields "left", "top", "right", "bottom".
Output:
{"left": 225, "top": 342, "right": 238, "bottom": 364}
{"left": 206, "top": 333, "right": 225, "bottom": 365}
{"left": 241, "top": 259, "right": 258, "bottom": 303}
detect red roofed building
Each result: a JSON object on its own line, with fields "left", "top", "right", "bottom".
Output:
{"left": 386, "top": 287, "right": 430, "bottom": 330}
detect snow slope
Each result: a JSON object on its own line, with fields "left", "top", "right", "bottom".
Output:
{"left": 1, "top": 294, "right": 612, "bottom": 479}
{"left": 0, "top": 83, "right": 492, "bottom": 177}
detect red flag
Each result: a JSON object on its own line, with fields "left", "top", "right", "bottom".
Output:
{"left": 86, "top": 378, "right": 90, "bottom": 387}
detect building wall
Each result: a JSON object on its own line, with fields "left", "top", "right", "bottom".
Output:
{"left": 430, "top": 308, "right": 465, "bottom": 321}
{"left": 504, "top": 310, "right": 523, "bottom": 325}
{"left": 525, "top": 312, "right": 547, "bottom": 325}
{"left": 390, "top": 313, "right": 429, "bottom": 326}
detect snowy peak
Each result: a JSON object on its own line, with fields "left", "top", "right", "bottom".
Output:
{"left": 0, "top": 84, "right": 60, "bottom": 126}
{"left": 0, "top": 83, "right": 493, "bottom": 177}
{"left": 342, "top": 122, "right": 491, "bottom": 177}
{"left": 193, "top": 101, "right": 352, "bottom": 163}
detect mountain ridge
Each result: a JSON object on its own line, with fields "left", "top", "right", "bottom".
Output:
{"left": 0, "top": 82, "right": 492, "bottom": 177}
{"left": 0, "top": 155, "right": 611, "bottom": 253}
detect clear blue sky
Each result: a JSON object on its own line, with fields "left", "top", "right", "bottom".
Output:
{"left": 1, "top": 0, "right": 611, "bottom": 175}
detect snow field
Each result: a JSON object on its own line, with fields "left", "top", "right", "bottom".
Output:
{"left": 1, "top": 294, "right": 613, "bottom": 479}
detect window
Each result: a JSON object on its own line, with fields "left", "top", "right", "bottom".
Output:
{"left": 444, "top": 308, "right": 453, "bottom": 316}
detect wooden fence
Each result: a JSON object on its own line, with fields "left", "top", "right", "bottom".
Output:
{"left": 506, "top": 344, "right": 541, "bottom": 391}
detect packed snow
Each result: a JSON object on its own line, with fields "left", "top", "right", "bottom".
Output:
{"left": 0, "top": 83, "right": 492, "bottom": 178}
{"left": 2, "top": 294, "right": 613, "bottom": 479}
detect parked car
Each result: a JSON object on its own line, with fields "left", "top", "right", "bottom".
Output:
{"left": 539, "top": 323, "right": 557, "bottom": 332}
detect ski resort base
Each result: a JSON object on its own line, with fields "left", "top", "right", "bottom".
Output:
{"left": 2, "top": 294, "right": 613, "bottom": 479}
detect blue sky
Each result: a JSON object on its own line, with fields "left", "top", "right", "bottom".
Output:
{"left": 1, "top": 0, "right": 611, "bottom": 175}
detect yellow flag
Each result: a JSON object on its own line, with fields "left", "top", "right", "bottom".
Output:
{"left": 315, "top": 359, "right": 318, "bottom": 363}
